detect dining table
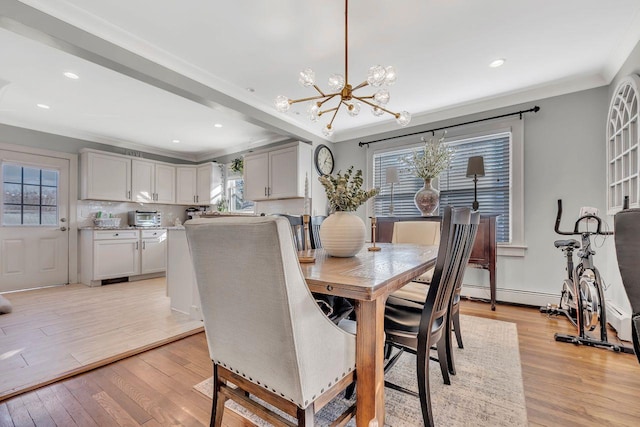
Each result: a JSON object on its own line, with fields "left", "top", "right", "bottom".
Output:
{"left": 298, "top": 242, "right": 438, "bottom": 427}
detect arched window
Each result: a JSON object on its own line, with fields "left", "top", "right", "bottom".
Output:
{"left": 608, "top": 74, "right": 640, "bottom": 214}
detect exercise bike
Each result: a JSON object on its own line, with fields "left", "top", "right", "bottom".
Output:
{"left": 541, "top": 199, "right": 633, "bottom": 353}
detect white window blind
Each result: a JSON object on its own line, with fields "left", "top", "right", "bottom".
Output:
{"left": 373, "top": 132, "right": 511, "bottom": 243}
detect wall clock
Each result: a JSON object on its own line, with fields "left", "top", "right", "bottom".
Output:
{"left": 314, "top": 144, "right": 334, "bottom": 175}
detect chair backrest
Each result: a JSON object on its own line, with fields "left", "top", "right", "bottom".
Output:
{"left": 185, "top": 216, "right": 356, "bottom": 406}
{"left": 419, "top": 207, "right": 471, "bottom": 336}
{"left": 614, "top": 208, "right": 640, "bottom": 363}
{"left": 391, "top": 221, "right": 441, "bottom": 246}
{"left": 273, "top": 214, "right": 306, "bottom": 250}
{"left": 451, "top": 211, "right": 481, "bottom": 300}
{"left": 309, "top": 215, "right": 326, "bottom": 249}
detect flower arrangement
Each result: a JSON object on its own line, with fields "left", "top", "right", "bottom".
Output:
{"left": 403, "top": 133, "right": 454, "bottom": 179}
{"left": 319, "top": 166, "right": 379, "bottom": 212}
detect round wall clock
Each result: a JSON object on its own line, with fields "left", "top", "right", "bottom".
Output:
{"left": 314, "top": 144, "right": 335, "bottom": 175}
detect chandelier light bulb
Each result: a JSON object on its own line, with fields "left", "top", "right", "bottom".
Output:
{"left": 307, "top": 102, "right": 320, "bottom": 122}
{"left": 274, "top": 95, "right": 291, "bottom": 112}
{"left": 367, "top": 65, "right": 387, "bottom": 87}
{"left": 374, "top": 89, "right": 390, "bottom": 105}
{"left": 347, "top": 102, "right": 361, "bottom": 117}
{"left": 298, "top": 68, "right": 316, "bottom": 87}
{"left": 384, "top": 66, "right": 397, "bottom": 85}
{"left": 372, "top": 106, "right": 385, "bottom": 117}
{"left": 396, "top": 111, "right": 411, "bottom": 126}
{"left": 328, "top": 74, "right": 345, "bottom": 91}
{"left": 322, "top": 125, "right": 334, "bottom": 137}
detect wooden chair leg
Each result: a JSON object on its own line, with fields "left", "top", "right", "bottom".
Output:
{"left": 436, "top": 333, "right": 451, "bottom": 385}
{"left": 344, "top": 382, "right": 355, "bottom": 400}
{"left": 297, "top": 405, "right": 314, "bottom": 427}
{"left": 417, "top": 340, "right": 435, "bottom": 427}
{"left": 212, "top": 364, "right": 227, "bottom": 427}
{"left": 445, "top": 310, "right": 457, "bottom": 376}
{"left": 452, "top": 308, "right": 463, "bottom": 349}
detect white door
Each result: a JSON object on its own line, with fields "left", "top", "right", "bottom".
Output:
{"left": 0, "top": 151, "right": 69, "bottom": 291}
{"left": 155, "top": 164, "right": 176, "bottom": 204}
{"left": 131, "top": 159, "right": 154, "bottom": 203}
{"left": 243, "top": 152, "right": 269, "bottom": 201}
{"left": 269, "top": 146, "right": 298, "bottom": 199}
{"left": 176, "top": 166, "right": 197, "bottom": 204}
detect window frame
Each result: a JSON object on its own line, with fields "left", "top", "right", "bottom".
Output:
{"left": 366, "top": 117, "right": 525, "bottom": 256}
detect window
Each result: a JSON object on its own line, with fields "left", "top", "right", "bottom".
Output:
{"left": 225, "top": 164, "right": 254, "bottom": 212}
{"left": 2, "top": 163, "right": 59, "bottom": 226}
{"left": 369, "top": 117, "right": 525, "bottom": 251}
{"left": 607, "top": 74, "right": 640, "bottom": 214}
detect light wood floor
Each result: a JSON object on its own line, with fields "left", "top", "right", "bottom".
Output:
{"left": 0, "top": 278, "right": 203, "bottom": 402}
{"left": 2, "top": 296, "right": 640, "bottom": 426}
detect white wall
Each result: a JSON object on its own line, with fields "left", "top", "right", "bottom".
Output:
{"left": 334, "top": 86, "right": 615, "bottom": 308}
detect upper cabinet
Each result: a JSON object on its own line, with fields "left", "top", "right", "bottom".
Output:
{"left": 80, "top": 151, "right": 131, "bottom": 201}
{"left": 243, "top": 142, "right": 312, "bottom": 201}
{"left": 131, "top": 159, "right": 176, "bottom": 204}
{"left": 80, "top": 149, "right": 218, "bottom": 205}
{"left": 176, "top": 163, "right": 222, "bottom": 205}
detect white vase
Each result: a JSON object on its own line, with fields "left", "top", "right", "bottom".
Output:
{"left": 414, "top": 178, "right": 440, "bottom": 216}
{"left": 319, "top": 211, "right": 366, "bottom": 257}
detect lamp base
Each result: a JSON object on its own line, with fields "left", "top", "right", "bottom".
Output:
{"left": 472, "top": 201, "right": 479, "bottom": 211}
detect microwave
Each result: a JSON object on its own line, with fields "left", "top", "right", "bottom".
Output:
{"left": 128, "top": 210, "right": 161, "bottom": 227}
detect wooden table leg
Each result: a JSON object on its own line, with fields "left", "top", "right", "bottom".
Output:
{"left": 355, "top": 298, "right": 386, "bottom": 427}
{"left": 489, "top": 265, "right": 496, "bottom": 311}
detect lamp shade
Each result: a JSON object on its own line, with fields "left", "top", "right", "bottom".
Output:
{"left": 466, "top": 156, "right": 485, "bottom": 177}
{"left": 385, "top": 166, "right": 399, "bottom": 184}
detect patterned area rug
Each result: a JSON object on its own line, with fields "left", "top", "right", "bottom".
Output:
{"left": 194, "top": 314, "right": 528, "bottom": 426}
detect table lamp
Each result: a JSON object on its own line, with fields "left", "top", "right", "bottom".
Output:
{"left": 386, "top": 166, "right": 399, "bottom": 215}
{"left": 466, "top": 156, "right": 485, "bottom": 211}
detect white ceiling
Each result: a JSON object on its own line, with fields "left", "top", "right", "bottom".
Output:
{"left": 1, "top": 0, "right": 640, "bottom": 161}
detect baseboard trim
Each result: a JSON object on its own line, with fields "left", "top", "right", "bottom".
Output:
{"left": 461, "top": 284, "right": 559, "bottom": 308}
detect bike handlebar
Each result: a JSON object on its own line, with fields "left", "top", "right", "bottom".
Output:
{"left": 554, "top": 199, "right": 613, "bottom": 236}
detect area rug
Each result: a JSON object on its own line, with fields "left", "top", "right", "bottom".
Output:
{"left": 194, "top": 314, "right": 528, "bottom": 426}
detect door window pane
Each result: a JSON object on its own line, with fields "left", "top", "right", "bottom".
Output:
{"left": 2, "top": 163, "right": 59, "bottom": 226}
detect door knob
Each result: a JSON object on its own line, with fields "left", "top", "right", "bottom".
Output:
{"left": 60, "top": 226, "right": 68, "bottom": 231}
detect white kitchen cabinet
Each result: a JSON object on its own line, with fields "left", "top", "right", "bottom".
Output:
{"left": 176, "top": 163, "right": 222, "bottom": 205}
{"left": 79, "top": 228, "right": 167, "bottom": 286}
{"left": 80, "top": 150, "right": 131, "bottom": 201}
{"left": 131, "top": 159, "right": 176, "bottom": 204}
{"left": 140, "top": 229, "right": 167, "bottom": 274}
{"left": 243, "top": 141, "right": 312, "bottom": 201}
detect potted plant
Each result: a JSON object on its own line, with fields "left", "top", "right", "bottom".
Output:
{"left": 402, "top": 133, "right": 454, "bottom": 215}
{"left": 318, "top": 166, "right": 379, "bottom": 257}
{"left": 230, "top": 157, "right": 243, "bottom": 174}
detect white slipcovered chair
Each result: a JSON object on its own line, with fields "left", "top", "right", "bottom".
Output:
{"left": 185, "top": 216, "right": 356, "bottom": 427}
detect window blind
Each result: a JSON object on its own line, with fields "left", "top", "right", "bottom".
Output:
{"left": 373, "top": 132, "right": 511, "bottom": 243}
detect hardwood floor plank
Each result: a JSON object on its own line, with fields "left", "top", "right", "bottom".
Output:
{"left": 92, "top": 391, "right": 139, "bottom": 427}
{"left": 63, "top": 377, "right": 120, "bottom": 427}
{"left": 0, "top": 403, "right": 15, "bottom": 427}
{"left": 33, "top": 387, "right": 77, "bottom": 427}
{"left": 89, "top": 369, "right": 152, "bottom": 425}
{"left": 46, "top": 383, "right": 98, "bottom": 427}
{"left": 4, "top": 398, "right": 34, "bottom": 427}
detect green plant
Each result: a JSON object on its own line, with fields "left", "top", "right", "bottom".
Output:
{"left": 318, "top": 166, "right": 379, "bottom": 212}
{"left": 230, "top": 157, "right": 243, "bottom": 174}
{"left": 216, "top": 197, "right": 228, "bottom": 212}
{"left": 403, "top": 133, "right": 454, "bottom": 179}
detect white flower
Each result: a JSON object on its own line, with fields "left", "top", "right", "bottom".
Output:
{"left": 403, "top": 134, "right": 454, "bottom": 179}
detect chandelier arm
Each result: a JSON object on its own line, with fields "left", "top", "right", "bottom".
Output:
{"left": 313, "top": 85, "right": 327, "bottom": 97}
{"left": 318, "top": 106, "right": 339, "bottom": 116}
{"left": 353, "top": 96, "right": 400, "bottom": 118}
{"left": 318, "top": 94, "right": 340, "bottom": 107}
{"left": 289, "top": 94, "right": 333, "bottom": 105}
{"left": 352, "top": 81, "right": 369, "bottom": 92}
{"left": 328, "top": 102, "right": 343, "bottom": 129}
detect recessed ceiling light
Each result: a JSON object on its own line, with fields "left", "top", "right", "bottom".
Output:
{"left": 489, "top": 58, "right": 506, "bottom": 68}
{"left": 214, "top": 123, "right": 223, "bottom": 128}
{"left": 37, "top": 103, "right": 50, "bottom": 109}
{"left": 172, "top": 139, "right": 180, "bottom": 144}
{"left": 64, "top": 72, "right": 79, "bottom": 80}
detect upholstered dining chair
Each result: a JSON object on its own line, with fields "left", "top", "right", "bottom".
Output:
{"left": 391, "top": 221, "right": 440, "bottom": 286}
{"left": 185, "top": 216, "right": 357, "bottom": 427}
{"left": 383, "top": 207, "right": 471, "bottom": 427}
{"left": 273, "top": 214, "right": 306, "bottom": 251}
{"left": 309, "top": 215, "right": 326, "bottom": 249}
{"left": 614, "top": 208, "right": 640, "bottom": 364}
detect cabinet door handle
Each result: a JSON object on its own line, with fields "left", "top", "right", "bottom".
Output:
{"left": 264, "top": 187, "right": 267, "bottom": 196}
{"left": 193, "top": 195, "right": 196, "bottom": 203}
{"left": 136, "top": 241, "right": 139, "bottom": 250}
{"left": 143, "top": 241, "right": 146, "bottom": 250}
{"left": 127, "top": 190, "right": 131, "bottom": 199}
{"left": 196, "top": 195, "right": 199, "bottom": 203}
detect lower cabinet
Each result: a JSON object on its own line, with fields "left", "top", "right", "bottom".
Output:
{"left": 80, "top": 229, "right": 166, "bottom": 286}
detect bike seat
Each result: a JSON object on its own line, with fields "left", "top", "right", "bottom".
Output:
{"left": 554, "top": 239, "right": 580, "bottom": 249}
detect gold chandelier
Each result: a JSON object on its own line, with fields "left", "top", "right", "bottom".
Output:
{"left": 274, "top": 0, "right": 411, "bottom": 137}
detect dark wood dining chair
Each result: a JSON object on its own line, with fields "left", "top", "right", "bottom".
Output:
{"left": 383, "top": 206, "right": 471, "bottom": 427}
{"left": 185, "top": 216, "right": 357, "bottom": 426}
{"left": 273, "top": 214, "right": 306, "bottom": 251}
{"left": 309, "top": 215, "right": 326, "bottom": 249}
{"left": 614, "top": 208, "right": 640, "bottom": 363}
